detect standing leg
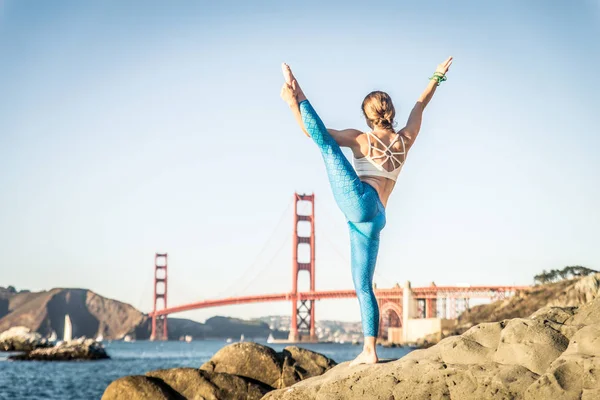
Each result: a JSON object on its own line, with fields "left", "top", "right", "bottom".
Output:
{"left": 350, "top": 223, "right": 380, "bottom": 337}
{"left": 348, "top": 209, "right": 386, "bottom": 366}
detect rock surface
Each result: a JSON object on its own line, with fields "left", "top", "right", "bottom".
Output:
{"left": 148, "top": 368, "right": 271, "bottom": 400}
{"left": 9, "top": 337, "right": 109, "bottom": 361}
{"left": 200, "top": 342, "right": 336, "bottom": 389}
{"left": 102, "top": 343, "right": 336, "bottom": 399}
{"left": 102, "top": 376, "right": 181, "bottom": 400}
{"left": 265, "top": 296, "right": 600, "bottom": 399}
{"left": 0, "top": 326, "right": 50, "bottom": 351}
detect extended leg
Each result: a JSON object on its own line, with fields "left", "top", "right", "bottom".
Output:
{"left": 299, "top": 100, "right": 377, "bottom": 222}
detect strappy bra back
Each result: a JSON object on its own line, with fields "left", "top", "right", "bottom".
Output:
{"left": 353, "top": 131, "right": 406, "bottom": 182}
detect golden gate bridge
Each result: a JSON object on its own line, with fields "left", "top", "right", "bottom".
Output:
{"left": 148, "top": 193, "right": 529, "bottom": 341}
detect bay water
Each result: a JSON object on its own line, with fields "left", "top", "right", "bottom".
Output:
{"left": 0, "top": 339, "right": 413, "bottom": 399}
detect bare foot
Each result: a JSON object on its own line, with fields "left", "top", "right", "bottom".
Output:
{"left": 282, "top": 62, "right": 294, "bottom": 85}
{"left": 281, "top": 63, "right": 307, "bottom": 102}
{"left": 349, "top": 349, "right": 378, "bottom": 367}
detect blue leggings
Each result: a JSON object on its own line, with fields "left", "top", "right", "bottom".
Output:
{"left": 299, "top": 100, "right": 386, "bottom": 337}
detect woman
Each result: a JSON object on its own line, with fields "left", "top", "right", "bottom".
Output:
{"left": 280, "top": 57, "right": 453, "bottom": 366}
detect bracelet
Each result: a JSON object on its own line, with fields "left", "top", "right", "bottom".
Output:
{"left": 428, "top": 72, "right": 447, "bottom": 86}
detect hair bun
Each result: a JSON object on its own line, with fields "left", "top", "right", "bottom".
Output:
{"left": 361, "top": 91, "right": 396, "bottom": 130}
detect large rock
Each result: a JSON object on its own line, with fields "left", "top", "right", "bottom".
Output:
{"left": 146, "top": 368, "right": 271, "bottom": 400}
{"left": 102, "top": 343, "right": 336, "bottom": 399}
{"left": 102, "top": 376, "right": 181, "bottom": 400}
{"left": 0, "top": 326, "right": 50, "bottom": 351}
{"left": 9, "top": 338, "right": 109, "bottom": 361}
{"left": 200, "top": 342, "right": 336, "bottom": 389}
{"left": 265, "top": 297, "right": 600, "bottom": 399}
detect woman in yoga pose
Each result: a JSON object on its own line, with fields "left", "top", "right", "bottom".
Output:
{"left": 280, "top": 57, "right": 453, "bottom": 366}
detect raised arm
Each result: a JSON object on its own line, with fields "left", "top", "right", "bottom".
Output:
{"left": 401, "top": 56, "right": 453, "bottom": 147}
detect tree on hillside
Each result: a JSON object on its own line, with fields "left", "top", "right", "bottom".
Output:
{"left": 534, "top": 266, "right": 599, "bottom": 285}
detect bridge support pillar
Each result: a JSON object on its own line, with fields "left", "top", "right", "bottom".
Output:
{"left": 402, "top": 281, "right": 413, "bottom": 343}
{"left": 151, "top": 253, "right": 168, "bottom": 341}
{"left": 289, "top": 193, "right": 317, "bottom": 342}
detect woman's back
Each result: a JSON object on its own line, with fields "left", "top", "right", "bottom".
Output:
{"left": 353, "top": 129, "right": 408, "bottom": 207}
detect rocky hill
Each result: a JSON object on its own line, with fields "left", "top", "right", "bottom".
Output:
{"left": 458, "top": 273, "right": 600, "bottom": 331}
{"left": 0, "top": 287, "right": 272, "bottom": 341}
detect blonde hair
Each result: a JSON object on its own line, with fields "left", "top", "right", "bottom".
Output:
{"left": 361, "top": 91, "right": 396, "bottom": 131}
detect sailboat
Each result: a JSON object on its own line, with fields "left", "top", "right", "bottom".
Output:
{"left": 267, "top": 333, "right": 274, "bottom": 343}
{"left": 48, "top": 331, "right": 57, "bottom": 342}
{"left": 63, "top": 314, "right": 73, "bottom": 342}
{"left": 239, "top": 334, "right": 245, "bottom": 342}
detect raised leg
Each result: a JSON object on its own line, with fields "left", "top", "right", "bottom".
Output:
{"left": 282, "top": 63, "right": 307, "bottom": 103}
{"left": 299, "top": 100, "right": 378, "bottom": 222}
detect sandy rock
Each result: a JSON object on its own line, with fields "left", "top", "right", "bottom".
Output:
{"left": 146, "top": 368, "right": 271, "bottom": 400}
{"left": 461, "top": 321, "right": 504, "bottom": 348}
{"left": 266, "top": 297, "right": 600, "bottom": 399}
{"left": 264, "top": 359, "right": 539, "bottom": 400}
{"left": 9, "top": 337, "right": 109, "bottom": 361}
{"left": 562, "top": 323, "right": 600, "bottom": 357}
{"left": 524, "top": 354, "right": 600, "bottom": 400}
{"left": 529, "top": 306, "right": 577, "bottom": 324}
{"left": 492, "top": 318, "right": 569, "bottom": 375}
{"left": 436, "top": 335, "right": 495, "bottom": 365}
{"left": 200, "top": 342, "right": 336, "bottom": 389}
{"left": 565, "top": 297, "right": 600, "bottom": 326}
{"left": 102, "top": 375, "right": 181, "bottom": 400}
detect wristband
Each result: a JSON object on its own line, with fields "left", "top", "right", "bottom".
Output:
{"left": 429, "top": 72, "right": 447, "bottom": 86}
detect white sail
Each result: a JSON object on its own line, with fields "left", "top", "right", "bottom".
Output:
{"left": 63, "top": 314, "right": 73, "bottom": 342}
{"left": 48, "top": 331, "right": 57, "bottom": 342}
{"left": 240, "top": 334, "right": 245, "bottom": 342}
{"left": 267, "top": 333, "right": 274, "bottom": 343}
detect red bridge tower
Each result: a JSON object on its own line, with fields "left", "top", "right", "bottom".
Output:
{"left": 151, "top": 253, "right": 168, "bottom": 341}
{"left": 289, "top": 193, "right": 317, "bottom": 342}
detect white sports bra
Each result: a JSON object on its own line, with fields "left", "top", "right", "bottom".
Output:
{"left": 353, "top": 131, "right": 406, "bottom": 182}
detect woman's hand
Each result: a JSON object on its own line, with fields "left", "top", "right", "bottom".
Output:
{"left": 280, "top": 81, "right": 299, "bottom": 106}
{"left": 435, "top": 56, "right": 453, "bottom": 75}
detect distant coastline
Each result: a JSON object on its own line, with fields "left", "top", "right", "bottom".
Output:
{"left": 0, "top": 286, "right": 361, "bottom": 342}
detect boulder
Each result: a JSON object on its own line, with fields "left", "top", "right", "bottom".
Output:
{"left": 101, "top": 376, "right": 181, "bottom": 400}
{"left": 102, "top": 342, "right": 336, "bottom": 399}
{"left": 0, "top": 326, "right": 50, "bottom": 351}
{"left": 9, "top": 337, "right": 109, "bottom": 361}
{"left": 146, "top": 368, "right": 271, "bottom": 400}
{"left": 200, "top": 342, "right": 336, "bottom": 389}
{"left": 201, "top": 342, "right": 284, "bottom": 388}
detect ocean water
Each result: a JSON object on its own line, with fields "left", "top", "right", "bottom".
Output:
{"left": 0, "top": 339, "right": 413, "bottom": 400}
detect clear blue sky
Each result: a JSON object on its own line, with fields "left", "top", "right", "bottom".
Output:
{"left": 1, "top": 0, "right": 598, "bottom": 323}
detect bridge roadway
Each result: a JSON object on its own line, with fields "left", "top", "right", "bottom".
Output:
{"left": 149, "top": 285, "right": 530, "bottom": 317}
